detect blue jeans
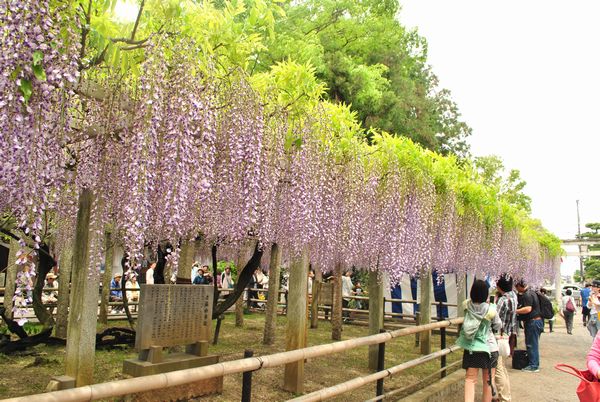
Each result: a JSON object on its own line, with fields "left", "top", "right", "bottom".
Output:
{"left": 524, "top": 319, "right": 543, "bottom": 368}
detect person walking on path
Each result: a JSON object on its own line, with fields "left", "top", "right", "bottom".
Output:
{"left": 516, "top": 279, "right": 543, "bottom": 372}
{"left": 581, "top": 283, "right": 591, "bottom": 326}
{"left": 457, "top": 279, "right": 502, "bottom": 402}
{"left": 560, "top": 289, "right": 577, "bottom": 335}
{"left": 494, "top": 274, "right": 518, "bottom": 401}
{"left": 586, "top": 280, "right": 600, "bottom": 338}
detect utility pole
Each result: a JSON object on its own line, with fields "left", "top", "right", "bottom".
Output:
{"left": 577, "top": 200, "right": 584, "bottom": 285}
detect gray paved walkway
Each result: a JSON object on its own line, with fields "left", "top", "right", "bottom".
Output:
{"left": 508, "top": 316, "right": 592, "bottom": 401}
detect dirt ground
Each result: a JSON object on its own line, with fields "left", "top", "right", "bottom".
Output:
{"left": 507, "top": 316, "right": 592, "bottom": 402}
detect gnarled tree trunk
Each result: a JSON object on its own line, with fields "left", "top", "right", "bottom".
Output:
{"left": 212, "top": 242, "right": 263, "bottom": 319}
{"left": 31, "top": 244, "right": 56, "bottom": 329}
{"left": 4, "top": 238, "right": 19, "bottom": 320}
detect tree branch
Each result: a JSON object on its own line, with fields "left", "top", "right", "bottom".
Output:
{"left": 130, "top": 0, "right": 145, "bottom": 42}
{"left": 212, "top": 243, "right": 263, "bottom": 319}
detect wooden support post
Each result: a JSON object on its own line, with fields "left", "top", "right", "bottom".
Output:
{"left": 456, "top": 273, "right": 466, "bottom": 318}
{"left": 368, "top": 271, "right": 384, "bottom": 370}
{"left": 419, "top": 268, "right": 432, "bottom": 355}
{"left": 4, "top": 238, "right": 19, "bottom": 319}
{"left": 263, "top": 243, "right": 282, "bottom": 345}
{"left": 554, "top": 261, "right": 562, "bottom": 304}
{"left": 235, "top": 247, "right": 246, "bottom": 328}
{"left": 331, "top": 262, "right": 343, "bottom": 341}
{"left": 98, "top": 231, "right": 113, "bottom": 325}
{"left": 55, "top": 245, "right": 73, "bottom": 338}
{"left": 178, "top": 240, "right": 195, "bottom": 282}
{"left": 440, "top": 327, "right": 447, "bottom": 378}
{"left": 242, "top": 349, "right": 254, "bottom": 402}
{"left": 310, "top": 269, "right": 322, "bottom": 329}
{"left": 376, "top": 329, "right": 386, "bottom": 397}
{"left": 283, "top": 248, "right": 309, "bottom": 394}
{"left": 65, "top": 189, "right": 101, "bottom": 387}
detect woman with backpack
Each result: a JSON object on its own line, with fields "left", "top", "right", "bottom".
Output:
{"left": 561, "top": 289, "right": 577, "bottom": 335}
{"left": 457, "top": 279, "right": 502, "bottom": 402}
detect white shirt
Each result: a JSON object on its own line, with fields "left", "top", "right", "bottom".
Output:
{"left": 146, "top": 268, "right": 154, "bottom": 284}
{"left": 342, "top": 276, "right": 353, "bottom": 298}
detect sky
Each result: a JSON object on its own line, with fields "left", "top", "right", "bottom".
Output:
{"left": 398, "top": 0, "right": 600, "bottom": 278}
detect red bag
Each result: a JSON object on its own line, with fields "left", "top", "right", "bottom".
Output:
{"left": 555, "top": 363, "right": 600, "bottom": 402}
{"left": 567, "top": 297, "right": 576, "bottom": 313}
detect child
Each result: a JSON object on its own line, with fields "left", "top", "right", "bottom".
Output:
{"left": 456, "top": 279, "right": 502, "bottom": 402}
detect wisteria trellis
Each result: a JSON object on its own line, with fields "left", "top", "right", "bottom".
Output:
{"left": 0, "top": 1, "right": 561, "bottom": 319}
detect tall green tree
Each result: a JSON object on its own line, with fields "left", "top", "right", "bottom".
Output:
{"left": 473, "top": 155, "right": 532, "bottom": 213}
{"left": 256, "top": 0, "right": 472, "bottom": 156}
{"left": 580, "top": 223, "right": 600, "bottom": 280}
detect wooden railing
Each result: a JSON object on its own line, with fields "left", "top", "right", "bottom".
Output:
{"left": 2, "top": 317, "right": 464, "bottom": 402}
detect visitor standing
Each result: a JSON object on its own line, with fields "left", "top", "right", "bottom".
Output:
{"left": 582, "top": 283, "right": 592, "bottom": 326}
{"left": 42, "top": 273, "right": 59, "bottom": 304}
{"left": 456, "top": 279, "right": 502, "bottom": 402}
{"left": 540, "top": 288, "right": 555, "bottom": 333}
{"left": 494, "top": 274, "right": 517, "bottom": 402}
{"left": 110, "top": 273, "right": 124, "bottom": 313}
{"left": 560, "top": 289, "right": 576, "bottom": 335}
{"left": 221, "top": 266, "right": 235, "bottom": 289}
{"left": 191, "top": 262, "right": 200, "bottom": 284}
{"left": 146, "top": 262, "right": 155, "bottom": 285}
{"left": 354, "top": 281, "right": 364, "bottom": 309}
{"left": 515, "top": 279, "right": 543, "bottom": 372}
{"left": 126, "top": 274, "right": 140, "bottom": 312}
{"left": 586, "top": 280, "right": 600, "bottom": 337}
{"left": 342, "top": 271, "right": 354, "bottom": 321}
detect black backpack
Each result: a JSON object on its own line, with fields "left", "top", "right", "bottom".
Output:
{"left": 536, "top": 290, "right": 554, "bottom": 320}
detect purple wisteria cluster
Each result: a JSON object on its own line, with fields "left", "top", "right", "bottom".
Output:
{"left": 0, "top": 4, "right": 559, "bottom": 301}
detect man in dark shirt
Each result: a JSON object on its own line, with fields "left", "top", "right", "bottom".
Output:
{"left": 516, "top": 279, "right": 543, "bottom": 372}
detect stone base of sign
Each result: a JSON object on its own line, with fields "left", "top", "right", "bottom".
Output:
{"left": 123, "top": 353, "right": 220, "bottom": 377}
{"left": 46, "top": 375, "right": 76, "bottom": 392}
{"left": 125, "top": 375, "right": 223, "bottom": 402}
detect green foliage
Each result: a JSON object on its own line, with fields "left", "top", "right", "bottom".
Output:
{"left": 258, "top": 0, "right": 472, "bottom": 156}
{"left": 473, "top": 155, "right": 532, "bottom": 213}
{"left": 217, "top": 260, "right": 238, "bottom": 278}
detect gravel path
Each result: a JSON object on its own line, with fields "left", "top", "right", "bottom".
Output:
{"left": 507, "top": 316, "right": 592, "bottom": 401}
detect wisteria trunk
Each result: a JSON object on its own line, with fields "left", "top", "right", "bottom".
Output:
{"left": 368, "top": 271, "right": 384, "bottom": 370}
{"left": 55, "top": 245, "right": 73, "bottom": 338}
{"left": 263, "top": 243, "right": 282, "bottom": 345}
{"left": 98, "top": 232, "right": 113, "bottom": 325}
{"left": 419, "top": 268, "right": 432, "bottom": 355}
{"left": 310, "top": 269, "right": 322, "bottom": 329}
{"left": 65, "top": 189, "right": 100, "bottom": 387}
{"left": 283, "top": 248, "right": 309, "bottom": 393}
{"left": 31, "top": 246, "right": 55, "bottom": 329}
{"left": 331, "top": 262, "right": 343, "bottom": 341}
{"left": 3, "top": 239, "right": 18, "bottom": 320}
